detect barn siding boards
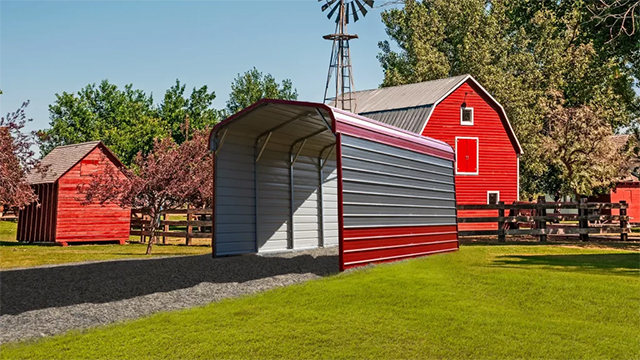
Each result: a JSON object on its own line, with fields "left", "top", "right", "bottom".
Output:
{"left": 424, "top": 82, "right": 518, "bottom": 230}
{"left": 357, "top": 78, "right": 520, "bottom": 232}
{"left": 612, "top": 184, "right": 640, "bottom": 223}
{"left": 210, "top": 100, "right": 457, "bottom": 271}
{"left": 17, "top": 142, "right": 129, "bottom": 244}
{"left": 54, "top": 146, "right": 130, "bottom": 243}
{"left": 591, "top": 183, "right": 640, "bottom": 224}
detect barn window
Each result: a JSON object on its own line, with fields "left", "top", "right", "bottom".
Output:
{"left": 80, "top": 159, "right": 100, "bottom": 176}
{"left": 487, "top": 191, "right": 500, "bottom": 205}
{"left": 455, "top": 137, "right": 478, "bottom": 175}
{"left": 460, "top": 107, "right": 474, "bottom": 125}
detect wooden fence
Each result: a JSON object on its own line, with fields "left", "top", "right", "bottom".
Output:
{"left": 130, "top": 208, "right": 212, "bottom": 245}
{"left": 457, "top": 198, "right": 630, "bottom": 242}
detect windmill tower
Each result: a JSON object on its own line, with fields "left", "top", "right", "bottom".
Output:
{"left": 320, "top": 0, "right": 374, "bottom": 112}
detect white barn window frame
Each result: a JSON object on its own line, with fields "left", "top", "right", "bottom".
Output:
{"left": 487, "top": 191, "right": 500, "bottom": 205}
{"left": 460, "top": 107, "right": 474, "bottom": 126}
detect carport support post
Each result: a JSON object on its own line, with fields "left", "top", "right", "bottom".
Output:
{"left": 288, "top": 152, "right": 295, "bottom": 249}
{"left": 317, "top": 159, "right": 324, "bottom": 248}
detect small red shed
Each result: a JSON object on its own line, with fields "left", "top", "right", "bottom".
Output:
{"left": 17, "top": 141, "right": 130, "bottom": 245}
{"left": 589, "top": 135, "right": 640, "bottom": 224}
{"left": 349, "top": 75, "right": 523, "bottom": 230}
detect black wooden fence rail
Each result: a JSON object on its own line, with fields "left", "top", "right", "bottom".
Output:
{"left": 130, "top": 208, "right": 213, "bottom": 245}
{"left": 457, "top": 198, "right": 630, "bottom": 242}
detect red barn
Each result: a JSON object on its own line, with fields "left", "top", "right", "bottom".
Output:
{"left": 17, "top": 141, "right": 130, "bottom": 245}
{"left": 350, "top": 75, "right": 523, "bottom": 229}
{"left": 589, "top": 135, "right": 640, "bottom": 224}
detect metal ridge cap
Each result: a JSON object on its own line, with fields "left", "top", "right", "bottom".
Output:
{"left": 331, "top": 108, "right": 453, "bottom": 153}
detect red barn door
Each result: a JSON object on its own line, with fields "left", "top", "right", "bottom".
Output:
{"left": 455, "top": 137, "right": 478, "bottom": 175}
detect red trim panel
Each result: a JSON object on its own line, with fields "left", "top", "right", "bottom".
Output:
{"left": 335, "top": 121, "right": 455, "bottom": 162}
{"left": 342, "top": 225, "right": 458, "bottom": 269}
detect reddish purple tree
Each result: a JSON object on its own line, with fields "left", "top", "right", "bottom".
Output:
{"left": 81, "top": 129, "right": 213, "bottom": 254}
{"left": 0, "top": 101, "right": 39, "bottom": 213}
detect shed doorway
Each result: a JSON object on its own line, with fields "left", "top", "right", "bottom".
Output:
{"left": 210, "top": 101, "right": 338, "bottom": 256}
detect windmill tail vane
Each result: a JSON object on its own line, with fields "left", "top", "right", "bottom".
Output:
{"left": 320, "top": 0, "right": 374, "bottom": 113}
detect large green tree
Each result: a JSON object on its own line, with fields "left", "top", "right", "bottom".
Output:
{"left": 158, "top": 79, "right": 219, "bottom": 143}
{"left": 225, "top": 67, "right": 298, "bottom": 115}
{"left": 377, "top": 0, "right": 639, "bottom": 198}
{"left": 39, "top": 79, "right": 219, "bottom": 165}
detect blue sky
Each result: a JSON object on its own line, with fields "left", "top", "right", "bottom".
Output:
{"left": 1, "top": 0, "right": 391, "bottom": 135}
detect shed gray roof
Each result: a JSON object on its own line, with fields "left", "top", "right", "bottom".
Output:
{"left": 28, "top": 141, "right": 106, "bottom": 184}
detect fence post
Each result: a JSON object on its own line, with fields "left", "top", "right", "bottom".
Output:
{"left": 537, "top": 196, "right": 547, "bottom": 242}
{"left": 186, "top": 208, "right": 192, "bottom": 246}
{"left": 141, "top": 213, "right": 147, "bottom": 243}
{"left": 162, "top": 213, "right": 168, "bottom": 245}
{"left": 620, "top": 200, "right": 628, "bottom": 242}
{"left": 579, "top": 197, "right": 589, "bottom": 242}
{"left": 498, "top": 201, "right": 505, "bottom": 242}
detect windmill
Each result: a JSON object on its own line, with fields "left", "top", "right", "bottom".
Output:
{"left": 320, "top": 0, "right": 374, "bottom": 112}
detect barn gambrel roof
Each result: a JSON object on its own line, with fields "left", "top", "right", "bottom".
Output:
{"left": 349, "top": 75, "right": 523, "bottom": 154}
{"left": 28, "top": 141, "right": 123, "bottom": 184}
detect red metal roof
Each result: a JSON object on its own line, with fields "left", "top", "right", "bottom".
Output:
{"left": 209, "top": 99, "right": 454, "bottom": 161}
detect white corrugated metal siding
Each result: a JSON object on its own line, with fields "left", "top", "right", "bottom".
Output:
{"left": 214, "top": 125, "right": 258, "bottom": 255}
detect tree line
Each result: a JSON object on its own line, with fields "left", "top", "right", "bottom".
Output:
{"left": 1, "top": 68, "right": 297, "bottom": 252}
{"left": 38, "top": 67, "right": 298, "bottom": 166}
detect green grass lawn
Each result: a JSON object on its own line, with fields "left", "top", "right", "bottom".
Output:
{"left": 0, "top": 220, "right": 17, "bottom": 242}
{"left": 0, "top": 220, "right": 211, "bottom": 269}
{"left": 2, "top": 245, "right": 638, "bottom": 359}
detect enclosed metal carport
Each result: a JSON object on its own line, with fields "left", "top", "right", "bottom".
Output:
{"left": 209, "top": 99, "right": 458, "bottom": 270}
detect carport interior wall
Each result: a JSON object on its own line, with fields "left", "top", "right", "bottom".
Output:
{"left": 212, "top": 105, "right": 339, "bottom": 256}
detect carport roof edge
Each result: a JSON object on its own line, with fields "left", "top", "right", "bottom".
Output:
{"left": 208, "top": 99, "right": 454, "bottom": 161}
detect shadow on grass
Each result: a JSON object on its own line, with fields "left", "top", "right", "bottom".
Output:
{"left": 0, "top": 241, "right": 36, "bottom": 247}
{"left": 461, "top": 238, "right": 640, "bottom": 251}
{"left": 492, "top": 253, "right": 640, "bottom": 275}
{"left": 0, "top": 252, "right": 338, "bottom": 316}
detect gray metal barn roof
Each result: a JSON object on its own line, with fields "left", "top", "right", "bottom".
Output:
{"left": 353, "top": 74, "right": 470, "bottom": 113}
{"left": 336, "top": 74, "right": 524, "bottom": 154}
{"left": 340, "top": 75, "right": 468, "bottom": 133}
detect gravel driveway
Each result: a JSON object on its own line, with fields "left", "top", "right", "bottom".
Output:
{"left": 0, "top": 247, "right": 338, "bottom": 344}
